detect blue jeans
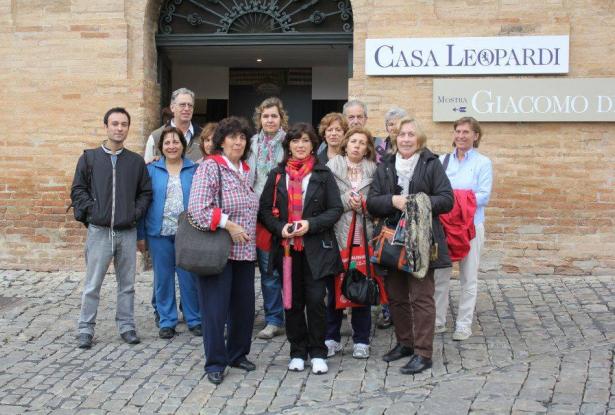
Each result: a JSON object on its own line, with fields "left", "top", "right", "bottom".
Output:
{"left": 148, "top": 235, "right": 200, "bottom": 329}
{"left": 196, "top": 260, "right": 255, "bottom": 373}
{"left": 256, "top": 248, "right": 284, "bottom": 327}
{"left": 325, "top": 276, "right": 372, "bottom": 345}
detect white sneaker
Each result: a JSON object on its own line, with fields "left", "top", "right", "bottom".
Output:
{"left": 325, "top": 339, "right": 343, "bottom": 357}
{"left": 310, "top": 358, "right": 328, "bottom": 374}
{"left": 434, "top": 324, "right": 447, "bottom": 334}
{"left": 452, "top": 327, "right": 472, "bottom": 341}
{"left": 288, "top": 358, "right": 305, "bottom": 372}
{"left": 352, "top": 343, "right": 370, "bottom": 359}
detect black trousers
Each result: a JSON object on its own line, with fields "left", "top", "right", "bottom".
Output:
{"left": 284, "top": 250, "right": 327, "bottom": 360}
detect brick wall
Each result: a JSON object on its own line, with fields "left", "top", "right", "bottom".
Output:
{"left": 0, "top": 0, "right": 613, "bottom": 275}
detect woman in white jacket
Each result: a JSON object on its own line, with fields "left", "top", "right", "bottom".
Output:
{"left": 325, "top": 127, "right": 377, "bottom": 359}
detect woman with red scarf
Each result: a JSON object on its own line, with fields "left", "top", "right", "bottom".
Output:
{"left": 258, "top": 123, "right": 343, "bottom": 375}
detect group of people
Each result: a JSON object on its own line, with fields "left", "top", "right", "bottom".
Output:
{"left": 70, "top": 88, "right": 493, "bottom": 386}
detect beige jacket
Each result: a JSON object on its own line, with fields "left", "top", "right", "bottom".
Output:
{"left": 326, "top": 155, "right": 377, "bottom": 249}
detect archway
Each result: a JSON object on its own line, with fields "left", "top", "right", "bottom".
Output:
{"left": 153, "top": 0, "right": 354, "bottom": 126}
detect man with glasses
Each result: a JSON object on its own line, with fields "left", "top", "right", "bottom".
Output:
{"left": 144, "top": 88, "right": 203, "bottom": 163}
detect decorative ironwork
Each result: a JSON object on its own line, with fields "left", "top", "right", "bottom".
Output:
{"left": 159, "top": 0, "right": 353, "bottom": 35}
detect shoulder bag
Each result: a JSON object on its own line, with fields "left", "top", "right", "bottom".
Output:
{"left": 370, "top": 211, "right": 414, "bottom": 274}
{"left": 175, "top": 162, "right": 232, "bottom": 276}
{"left": 341, "top": 211, "right": 381, "bottom": 306}
{"left": 255, "top": 173, "right": 281, "bottom": 251}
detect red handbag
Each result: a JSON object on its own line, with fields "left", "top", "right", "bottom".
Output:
{"left": 334, "top": 211, "right": 388, "bottom": 309}
{"left": 255, "top": 174, "right": 281, "bottom": 252}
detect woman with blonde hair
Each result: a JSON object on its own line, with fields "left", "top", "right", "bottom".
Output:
{"left": 367, "top": 117, "right": 453, "bottom": 375}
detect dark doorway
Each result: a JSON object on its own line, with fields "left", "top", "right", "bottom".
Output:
{"left": 229, "top": 68, "right": 312, "bottom": 126}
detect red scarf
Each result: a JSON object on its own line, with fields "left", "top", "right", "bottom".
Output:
{"left": 284, "top": 155, "right": 315, "bottom": 251}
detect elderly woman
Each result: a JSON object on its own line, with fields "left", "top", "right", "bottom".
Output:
{"left": 197, "top": 122, "right": 218, "bottom": 161}
{"left": 374, "top": 107, "right": 408, "bottom": 164}
{"left": 247, "top": 97, "right": 289, "bottom": 341}
{"left": 317, "top": 112, "right": 349, "bottom": 164}
{"left": 434, "top": 117, "right": 493, "bottom": 341}
{"left": 375, "top": 107, "right": 407, "bottom": 329}
{"left": 325, "top": 127, "right": 377, "bottom": 359}
{"left": 187, "top": 117, "right": 259, "bottom": 385}
{"left": 258, "top": 123, "right": 343, "bottom": 375}
{"left": 137, "top": 126, "right": 201, "bottom": 339}
{"left": 367, "top": 117, "right": 453, "bottom": 375}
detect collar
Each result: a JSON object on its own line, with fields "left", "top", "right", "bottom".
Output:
{"left": 170, "top": 120, "right": 194, "bottom": 137}
{"left": 453, "top": 147, "right": 475, "bottom": 160}
{"left": 208, "top": 154, "right": 250, "bottom": 172}
{"left": 153, "top": 156, "right": 194, "bottom": 170}
{"left": 101, "top": 143, "right": 124, "bottom": 155}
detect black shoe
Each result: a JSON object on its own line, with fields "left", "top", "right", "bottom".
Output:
{"left": 120, "top": 330, "right": 141, "bottom": 345}
{"left": 154, "top": 310, "right": 160, "bottom": 328}
{"left": 382, "top": 343, "right": 413, "bottom": 363}
{"left": 159, "top": 327, "right": 176, "bottom": 339}
{"left": 400, "top": 355, "right": 432, "bottom": 375}
{"left": 230, "top": 358, "right": 256, "bottom": 372}
{"left": 78, "top": 333, "right": 93, "bottom": 349}
{"left": 207, "top": 371, "right": 224, "bottom": 385}
{"left": 188, "top": 325, "right": 202, "bottom": 337}
{"left": 377, "top": 315, "right": 393, "bottom": 329}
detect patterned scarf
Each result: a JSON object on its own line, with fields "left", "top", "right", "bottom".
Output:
{"left": 255, "top": 129, "right": 285, "bottom": 185}
{"left": 284, "top": 155, "right": 315, "bottom": 251}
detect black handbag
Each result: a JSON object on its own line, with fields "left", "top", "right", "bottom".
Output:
{"left": 342, "top": 212, "right": 380, "bottom": 306}
{"left": 175, "top": 163, "right": 231, "bottom": 276}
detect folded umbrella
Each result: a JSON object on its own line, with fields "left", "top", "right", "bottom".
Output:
{"left": 282, "top": 245, "right": 292, "bottom": 310}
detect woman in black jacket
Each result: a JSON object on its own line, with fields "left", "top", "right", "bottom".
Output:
{"left": 367, "top": 117, "right": 453, "bottom": 375}
{"left": 258, "top": 123, "right": 343, "bottom": 375}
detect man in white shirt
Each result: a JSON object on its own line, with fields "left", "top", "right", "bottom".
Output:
{"left": 144, "top": 88, "right": 203, "bottom": 163}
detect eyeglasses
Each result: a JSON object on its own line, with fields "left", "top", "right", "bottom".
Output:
{"left": 176, "top": 103, "right": 194, "bottom": 109}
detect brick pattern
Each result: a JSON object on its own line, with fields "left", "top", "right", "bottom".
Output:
{"left": 0, "top": 0, "right": 613, "bottom": 275}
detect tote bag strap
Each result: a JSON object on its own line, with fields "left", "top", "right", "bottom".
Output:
{"left": 360, "top": 209, "right": 372, "bottom": 278}
{"left": 345, "top": 211, "right": 358, "bottom": 271}
{"left": 272, "top": 173, "right": 281, "bottom": 217}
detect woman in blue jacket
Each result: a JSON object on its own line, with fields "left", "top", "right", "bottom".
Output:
{"left": 138, "top": 126, "right": 201, "bottom": 339}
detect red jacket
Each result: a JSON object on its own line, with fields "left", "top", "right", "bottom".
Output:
{"left": 439, "top": 189, "right": 476, "bottom": 262}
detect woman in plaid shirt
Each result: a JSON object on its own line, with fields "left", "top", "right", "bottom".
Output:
{"left": 187, "top": 117, "right": 259, "bottom": 386}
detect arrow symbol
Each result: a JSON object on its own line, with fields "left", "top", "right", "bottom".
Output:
{"left": 453, "top": 107, "right": 458, "bottom": 112}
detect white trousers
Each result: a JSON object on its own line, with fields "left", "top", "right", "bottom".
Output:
{"left": 434, "top": 223, "right": 485, "bottom": 331}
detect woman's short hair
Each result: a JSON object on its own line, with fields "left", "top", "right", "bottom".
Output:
{"left": 339, "top": 127, "right": 376, "bottom": 162}
{"left": 252, "top": 97, "right": 289, "bottom": 131}
{"left": 157, "top": 126, "right": 187, "bottom": 157}
{"left": 453, "top": 116, "right": 482, "bottom": 148}
{"left": 198, "top": 122, "right": 218, "bottom": 155}
{"left": 211, "top": 117, "right": 253, "bottom": 161}
{"left": 281, "top": 123, "right": 320, "bottom": 164}
{"left": 391, "top": 117, "right": 428, "bottom": 153}
{"left": 384, "top": 107, "right": 408, "bottom": 125}
{"left": 317, "top": 112, "right": 348, "bottom": 140}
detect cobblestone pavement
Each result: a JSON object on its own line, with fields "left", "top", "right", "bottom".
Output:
{"left": 1, "top": 269, "right": 615, "bottom": 414}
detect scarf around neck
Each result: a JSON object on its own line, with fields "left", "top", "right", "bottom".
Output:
{"left": 396, "top": 152, "right": 420, "bottom": 195}
{"left": 284, "top": 155, "right": 316, "bottom": 251}
{"left": 256, "top": 129, "right": 285, "bottom": 176}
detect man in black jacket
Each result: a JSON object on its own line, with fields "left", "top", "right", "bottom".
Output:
{"left": 71, "top": 107, "right": 152, "bottom": 349}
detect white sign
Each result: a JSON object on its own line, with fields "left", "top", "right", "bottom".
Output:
{"left": 433, "top": 78, "right": 615, "bottom": 122}
{"left": 365, "top": 35, "right": 569, "bottom": 76}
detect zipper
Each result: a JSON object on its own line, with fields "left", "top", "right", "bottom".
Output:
{"left": 110, "top": 156, "right": 116, "bottom": 253}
